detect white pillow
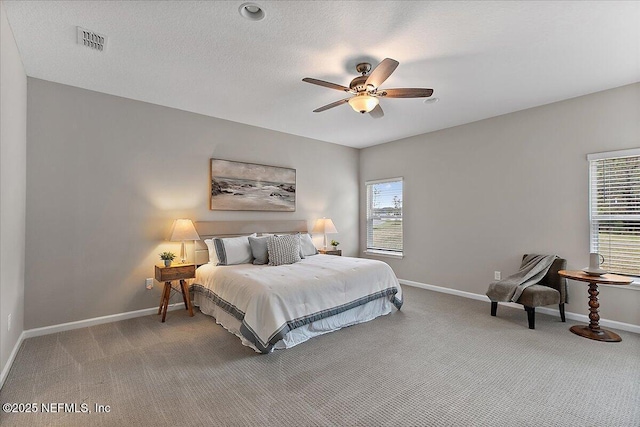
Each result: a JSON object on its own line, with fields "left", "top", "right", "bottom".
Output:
{"left": 204, "top": 238, "right": 219, "bottom": 265}
{"left": 299, "top": 233, "right": 318, "bottom": 257}
{"left": 214, "top": 234, "right": 257, "bottom": 266}
{"left": 267, "top": 234, "right": 301, "bottom": 266}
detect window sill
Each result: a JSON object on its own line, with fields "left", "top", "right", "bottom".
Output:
{"left": 599, "top": 280, "right": 640, "bottom": 291}
{"left": 363, "top": 250, "right": 404, "bottom": 259}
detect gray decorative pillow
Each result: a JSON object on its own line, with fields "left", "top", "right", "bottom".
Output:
{"left": 274, "top": 233, "right": 306, "bottom": 259}
{"left": 249, "top": 236, "right": 270, "bottom": 265}
{"left": 267, "top": 234, "right": 301, "bottom": 266}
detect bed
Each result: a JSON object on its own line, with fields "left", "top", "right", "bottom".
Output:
{"left": 190, "top": 220, "right": 403, "bottom": 353}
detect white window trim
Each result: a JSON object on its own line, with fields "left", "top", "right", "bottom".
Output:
{"left": 601, "top": 282, "right": 640, "bottom": 290}
{"left": 366, "top": 177, "right": 404, "bottom": 185}
{"left": 365, "top": 177, "right": 404, "bottom": 257}
{"left": 588, "top": 147, "right": 640, "bottom": 282}
{"left": 363, "top": 249, "right": 404, "bottom": 259}
{"left": 587, "top": 148, "right": 640, "bottom": 161}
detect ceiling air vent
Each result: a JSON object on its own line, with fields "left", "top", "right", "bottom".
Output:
{"left": 77, "top": 27, "right": 107, "bottom": 51}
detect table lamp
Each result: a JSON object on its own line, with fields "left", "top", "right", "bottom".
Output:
{"left": 312, "top": 217, "right": 338, "bottom": 250}
{"left": 169, "top": 219, "right": 200, "bottom": 263}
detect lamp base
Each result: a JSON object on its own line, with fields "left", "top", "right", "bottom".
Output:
{"left": 180, "top": 241, "right": 187, "bottom": 264}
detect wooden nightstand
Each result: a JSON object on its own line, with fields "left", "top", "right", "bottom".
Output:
{"left": 155, "top": 263, "right": 196, "bottom": 322}
{"left": 318, "top": 249, "right": 342, "bottom": 256}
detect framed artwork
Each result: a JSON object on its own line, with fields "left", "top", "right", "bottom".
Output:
{"left": 210, "top": 159, "right": 296, "bottom": 211}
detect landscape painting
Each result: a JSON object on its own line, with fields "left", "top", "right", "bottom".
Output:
{"left": 210, "top": 159, "right": 296, "bottom": 211}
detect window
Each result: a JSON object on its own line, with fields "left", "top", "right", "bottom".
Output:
{"left": 588, "top": 149, "right": 640, "bottom": 277}
{"left": 366, "top": 178, "right": 403, "bottom": 257}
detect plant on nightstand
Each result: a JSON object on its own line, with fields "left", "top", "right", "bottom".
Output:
{"left": 330, "top": 240, "right": 340, "bottom": 250}
{"left": 159, "top": 251, "right": 176, "bottom": 267}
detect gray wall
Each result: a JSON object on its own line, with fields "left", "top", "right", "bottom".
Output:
{"left": 360, "top": 83, "right": 640, "bottom": 326}
{"left": 1, "top": 0, "right": 26, "bottom": 376}
{"left": 25, "top": 78, "right": 359, "bottom": 329}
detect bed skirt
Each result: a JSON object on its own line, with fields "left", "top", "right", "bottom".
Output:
{"left": 193, "top": 289, "right": 394, "bottom": 353}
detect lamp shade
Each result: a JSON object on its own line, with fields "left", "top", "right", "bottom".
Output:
{"left": 312, "top": 218, "right": 338, "bottom": 234}
{"left": 348, "top": 94, "right": 379, "bottom": 113}
{"left": 168, "top": 219, "right": 200, "bottom": 241}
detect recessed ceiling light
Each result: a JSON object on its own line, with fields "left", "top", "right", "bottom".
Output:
{"left": 424, "top": 97, "right": 439, "bottom": 104}
{"left": 239, "top": 3, "right": 265, "bottom": 21}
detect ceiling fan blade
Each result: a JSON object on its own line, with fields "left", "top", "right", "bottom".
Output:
{"left": 313, "top": 98, "right": 350, "bottom": 113}
{"left": 302, "top": 78, "right": 351, "bottom": 92}
{"left": 365, "top": 58, "right": 399, "bottom": 88}
{"left": 368, "top": 104, "right": 384, "bottom": 119}
{"left": 379, "top": 88, "right": 434, "bottom": 98}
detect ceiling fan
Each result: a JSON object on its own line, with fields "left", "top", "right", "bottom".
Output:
{"left": 302, "top": 58, "right": 434, "bottom": 119}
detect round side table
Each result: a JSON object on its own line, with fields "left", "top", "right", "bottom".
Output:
{"left": 558, "top": 270, "right": 632, "bottom": 342}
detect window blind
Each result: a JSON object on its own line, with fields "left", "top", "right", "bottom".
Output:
{"left": 589, "top": 151, "right": 640, "bottom": 276}
{"left": 366, "top": 178, "right": 403, "bottom": 254}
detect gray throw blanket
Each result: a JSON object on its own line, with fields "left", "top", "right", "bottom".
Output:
{"left": 486, "top": 254, "right": 557, "bottom": 303}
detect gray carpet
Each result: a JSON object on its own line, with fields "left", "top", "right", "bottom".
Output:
{"left": 1, "top": 285, "right": 639, "bottom": 426}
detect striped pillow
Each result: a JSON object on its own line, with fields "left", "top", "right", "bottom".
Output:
{"left": 267, "top": 234, "right": 301, "bottom": 266}
{"left": 214, "top": 234, "right": 257, "bottom": 265}
{"left": 204, "top": 238, "right": 219, "bottom": 264}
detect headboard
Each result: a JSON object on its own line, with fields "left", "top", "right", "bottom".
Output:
{"left": 194, "top": 220, "right": 308, "bottom": 266}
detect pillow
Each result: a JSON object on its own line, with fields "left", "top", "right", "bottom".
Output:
{"left": 214, "top": 234, "right": 256, "bottom": 266}
{"left": 248, "top": 235, "right": 270, "bottom": 265}
{"left": 204, "top": 238, "right": 219, "bottom": 265}
{"left": 272, "top": 233, "right": 312, "bottom": 259}
{"left": 299, "top": 233, "right": 318, "bottom": 257}
{"left": 271, "top": 233, "right": 304, "bottom": 259}
{"left": 267, "top": 234, "right": 301, "bottom": 266}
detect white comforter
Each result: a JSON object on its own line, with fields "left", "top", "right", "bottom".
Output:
{"left": 192, "top": 255, "right": 402, "bottom": 353}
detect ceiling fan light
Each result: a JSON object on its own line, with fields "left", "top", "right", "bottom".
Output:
{"left": 348, "top": 95, "right": 379, "bottom": 114}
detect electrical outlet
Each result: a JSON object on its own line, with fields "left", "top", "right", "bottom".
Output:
{"left": 494, "top": 271, "right": 501, "bottom": 280}
{"left": 8, "top": 313, "right": 12, "bottom": 331}
{"left": 145, "top": 278, "right": 154, "bottom": 290}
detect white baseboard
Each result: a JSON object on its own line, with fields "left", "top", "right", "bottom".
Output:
{"left": 0, "top": 331, "right": 26, "bottom": 390}
{"left": 1, "top": 303, "right": 184, "bottom": 390}
{"left": 22, "top": 303, "right": 185, "bottom": 339}
{"left": 399, "top": 279, "right": 640, "bottom": 335}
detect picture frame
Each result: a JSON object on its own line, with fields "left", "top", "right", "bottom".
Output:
{"left": 210, "top": 159, "right": 296, "bottom": 211}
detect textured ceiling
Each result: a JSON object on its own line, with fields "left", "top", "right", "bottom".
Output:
{"left": 4, "top": 1, "right": 640, "bottom": 148}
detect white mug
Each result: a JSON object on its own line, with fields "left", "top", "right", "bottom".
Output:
{"left": 589, "top": 253, "right": 604, "bottom": 270}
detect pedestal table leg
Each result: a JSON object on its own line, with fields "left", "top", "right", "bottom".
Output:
{"left": 569, "top": 281, "right": 622, "bottom": 342}
{"left": 587, "top": 283, "right": 601, "bottom": 331}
